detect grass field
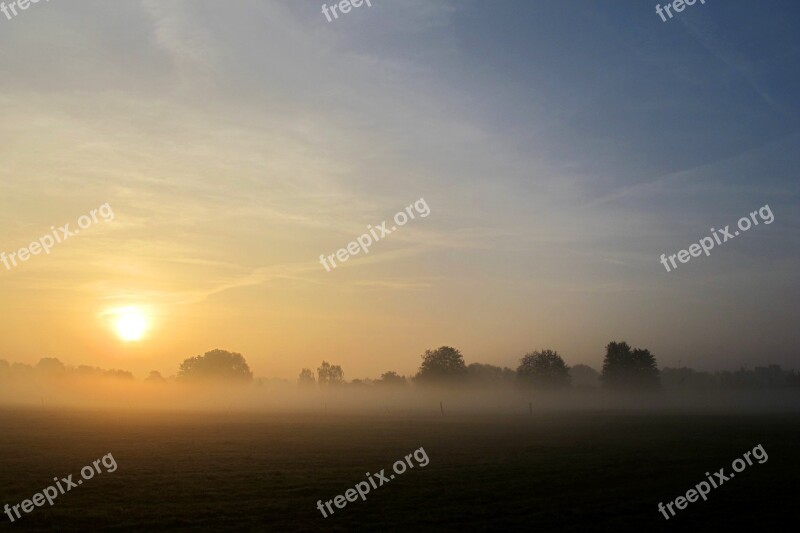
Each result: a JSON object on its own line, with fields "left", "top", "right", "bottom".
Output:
{"left": 0, "top": 408, "right": 796, "bottom": 531}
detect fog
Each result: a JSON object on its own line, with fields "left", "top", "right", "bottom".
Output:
{"left": 2, "top": 373, "right": 798, "bottom": 415}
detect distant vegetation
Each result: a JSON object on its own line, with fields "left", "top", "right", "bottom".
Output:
{"left": 517, "top": 350, "right": 571, "bottom": 389}
{"left": 0, "top": 357, "right": 134, "bottom": 382}
{"left": 297, "top": 368, "right": 315, "bottom": 386}
{"left": 415, "top": 346, "right": 468, "bottom": 385}
{"left": 177, "top": 349, "right": 253, "bottom": 382}
{"left": 570, "top": 364, "right": 600, "bottom": 388}
{"left": 316, "top": 361, "right": 344, "bottom": 386}
{"left": 375, "top": 371, "right": 407, "bottom": 386}
{"left": 600, "top": 342, "right": 660, "bottom": 390}
{"left": 2, "top": 340, "right": 799, "bottom": 392}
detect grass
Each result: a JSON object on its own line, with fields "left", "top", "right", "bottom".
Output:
{"left": 0, "top": 408, "right": 796, "bottom": 531}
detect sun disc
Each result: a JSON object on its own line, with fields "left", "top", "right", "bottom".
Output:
{"left": 114, "top": 309, "right": 147, "bottom": 341}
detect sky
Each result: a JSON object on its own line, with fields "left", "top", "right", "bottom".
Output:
{"left": 0, "top": 0, "right": 798, "bottom": 380}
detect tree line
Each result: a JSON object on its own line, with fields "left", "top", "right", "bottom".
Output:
{"left": 294, "top": 342, "right": 661, "bottom": 390}
{"left": 292, "top": 342, "right": 799, "bottom": 391}
{"left": 3, "top": 342, "right": 799, "bottom": 391}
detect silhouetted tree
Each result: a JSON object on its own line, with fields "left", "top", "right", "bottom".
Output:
{"left": 36, "top": 357, "right": 66, "bottom": 377}
{"left": 517, "top": 350, "right": 571, "bottom": 389}
{"left": 415, "top": 346, "right": 468, "bottom": 384}
{"left": 466, "top": 363, "right": 515, "bottom": 386}
{"left": 75, "top": 365, "right": 102, "bottom": 377}
{"left": 10, "top": 363, "right": 33, "bottom": 379}
{"left": 600, "top": 341, "right": 659, "bottom": 390}
{"left": 753, "top": 365, "right": 791, "bottom": 388}
{"left": 375, "top": 371, "right": 407, "bottom": 386}
{"left": 104, "top": 369, "right": 134, "bottom": 380}
{"left": 570, "top": 364, "right": 600, "bottom": 388}
{"left": 145, "top": 371, "right": 166, "bottom": 383}
{"left": 298, "top": 368, "right": 315, "bottom": 386}
{"left": 317, "top": 361, "right": 344, "bottom": 386}
{"left": 661, "top": 367, "right": 715, "bottom": 390}
{"left": 715, "top": 365, "right": 795, "bottom": 390}
{"left": 177, "top": 349, "right": 253, "bottom": 382}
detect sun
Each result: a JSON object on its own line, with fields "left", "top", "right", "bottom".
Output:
{"left": 113, "top": 308, "right": 148, "bottom": 342}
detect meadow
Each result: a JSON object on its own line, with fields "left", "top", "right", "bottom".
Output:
{"left": 0, "top": 407, "right": 796, "bottom": 531}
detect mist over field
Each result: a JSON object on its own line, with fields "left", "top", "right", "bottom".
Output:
{"left": 2, "top": 351, "right": 798, "bottom": 531}
{"left": 2, "top": 351, "right": 799, "bottom": 415}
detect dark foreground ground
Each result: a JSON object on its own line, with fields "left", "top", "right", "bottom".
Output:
{"left": 0, "top": 408, "right": 797, "bottom": 531}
